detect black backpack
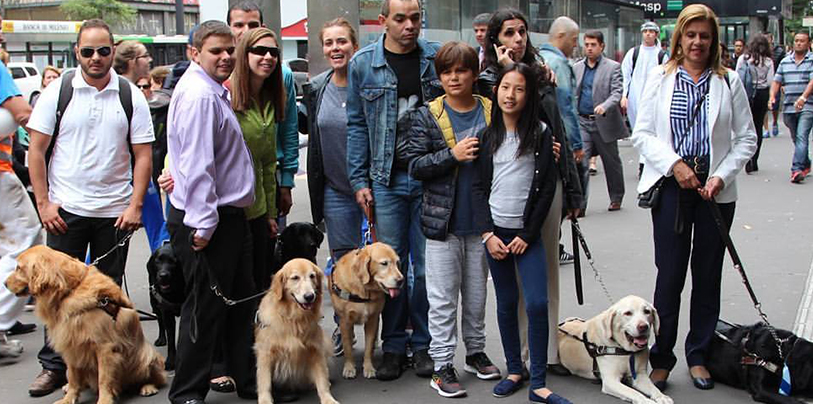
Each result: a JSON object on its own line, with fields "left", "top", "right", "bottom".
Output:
{"left": 632, "top": 46, "right": 668, "bottom": 74}
{"left": 44, "top": 70, "right": 134, "bottom": 167}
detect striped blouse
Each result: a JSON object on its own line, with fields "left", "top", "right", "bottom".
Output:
{"left": 670, "top": 67, "right": 711, "bottom": 157}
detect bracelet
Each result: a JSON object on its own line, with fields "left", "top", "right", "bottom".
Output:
{"left": 481, "top": 232, "right": 494, "bottom": 245}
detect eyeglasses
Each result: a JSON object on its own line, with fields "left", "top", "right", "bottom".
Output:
{"left": 247, "top": 46, "right": 279, "bottom": 58}
{"left": 79, "top": 46, "right": 112, "bottom": 58}
{"left": 137, "top": 84, "right": 151, "bottom": 89}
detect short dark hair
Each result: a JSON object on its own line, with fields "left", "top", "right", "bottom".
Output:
{"left": 734, "top": 38, "right": 745, "bottom": 45}
{"left": 193, "top": 20, "right": 234, "bottom": 50}
{"left": 584, "top": 30, "right": 604, "bottom": 45}
{"left": 435, "top": 41, "right": 479, "bottom": 76}
{"left": 381, "top": 0, "right": 422, "bottom": 17}
{"left": 473, "top": 13, "right": 491, "bottom": 26}
{"left": 227, "top": 0, "right": 264, "bottom": 25}
{"left": 77, "top": 19, "right": 114, "bottom": 46}
{"left": 795, "top": 31, "right": 811, "bottom": 41}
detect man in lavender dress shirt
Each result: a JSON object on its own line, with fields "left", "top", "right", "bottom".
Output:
{"left": 165, "top": 21, "right": 257, "bottom": 404}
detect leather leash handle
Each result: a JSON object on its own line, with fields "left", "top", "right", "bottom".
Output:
{"left": 571, "top": 219, "right": 584, "bottom": 305}
{"left": 707, "top": 199, "right": 760, "bottom": 308}
{"left": 364, "top": 203, "right": 377, "bottom": 243}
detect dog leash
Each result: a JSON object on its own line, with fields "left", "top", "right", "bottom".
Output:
{"left": 364, "top": 203, "right": 377, "bottom": 243}
{"left": 707, "top": 198, "right": 785, "bottom": 360}
{"left": 571, "top": 220, "right": 584, "bottom": 305}
{"left": 570, "top": 219, "right": 615, "bottom": 304}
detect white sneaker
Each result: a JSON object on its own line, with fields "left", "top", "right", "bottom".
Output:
{"left": 0, "top": 334, "right": 23, "bottom": 358}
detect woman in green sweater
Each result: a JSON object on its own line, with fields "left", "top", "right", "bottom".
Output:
{"left": 231, "top": 27, "right": 288, "bottom": 292}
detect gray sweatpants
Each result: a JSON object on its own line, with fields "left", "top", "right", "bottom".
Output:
{"left": 519, "top": 180, "right": 563, "bottom": 364}
{"left": 426, "top": 233, "right": 488, "bottom": 367}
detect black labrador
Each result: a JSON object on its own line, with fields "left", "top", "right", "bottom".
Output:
{"left": 707, "top": 320, "right": 813, "bottom": 404}
{"left": 146, "top": 242, "right": 184, "bottom": 371}
{"left": 274, "top": 222, "right": 324, "bottom": 271}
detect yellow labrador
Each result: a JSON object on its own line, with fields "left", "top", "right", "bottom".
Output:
{"left": 255, "top": 259, "right": 338, "bottom": 404}
{"left": 329, "top": 242, "right": 403, "bottom": 379}
{"left": 558, "top": 295, "right": 672, "bottom": 404}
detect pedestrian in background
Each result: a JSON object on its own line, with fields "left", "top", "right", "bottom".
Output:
{"left": 736, "top": 33, "right": 774, "bottom": 173}
{"left": 473, "top": 62, "right": 571, "bottom": 404}
{"left": 30, "top": 66, "right": 60, "bottom": 107}
{"left": 632, "top": 4, "right": 756, "bottom": 391}
{"left": 472, "top": 13, "right": 491, "bottom": 69}
{"left": 766, "top": 31, "right": 786, "bottom": 137}
{"left": 769, "top": 31, "right": 813, "bottom": 183}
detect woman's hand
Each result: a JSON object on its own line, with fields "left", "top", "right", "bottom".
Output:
{"left": 485, "top": 235, "right": 509, "bottom": 260}
{"left": 157, "top": 168, "right": 174, "bottom": 194}
{"left": 672, "top": 160, "right": 701, "bottom": 190}
{"left": 494, "top": 44, "right": 514, "bottom": 67}
{"left": 506, "top": 236, "right": 528, "bottom": 255}
{"left": 699, "top": 176, "right": 724, "bottom": 201}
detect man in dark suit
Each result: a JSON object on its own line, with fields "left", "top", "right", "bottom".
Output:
{"left": 574, "top": 30, "right": 628, "bottom": 212}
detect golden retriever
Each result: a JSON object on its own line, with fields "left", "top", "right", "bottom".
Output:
{"left": 328, "top": 242, "right": 403, "bottom": 379}
{"left": 254, "top": 258, "right": 338, "bottom": 404}
{"left": 558, "top": 295, "right": 672, "bottom": 404}
{"left": 4, "top": 245, "right": 166, "bottom": 404}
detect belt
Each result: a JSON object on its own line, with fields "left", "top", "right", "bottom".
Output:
{"left": 169, "top": 204, "right": 245, "bottom": 217}
{"left": 579, "top": 114, "right": 596, "bottom": 119}
{"left": 682, "top": 155, "right": 710, "bottom": 175}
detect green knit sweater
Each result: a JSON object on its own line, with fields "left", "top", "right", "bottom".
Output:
{"left": 238, "top": 101, "right": 277, "bottom": 220}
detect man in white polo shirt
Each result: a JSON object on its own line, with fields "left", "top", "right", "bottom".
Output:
{"left": 25, "top": 19, "right": 154, "bottom": 397}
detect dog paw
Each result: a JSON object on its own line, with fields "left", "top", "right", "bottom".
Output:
{"left": 139, "top": 384, "right": 159, "bottom": 397}
{"left": 363, "top": 365, "right": 376, "bottom": 379}
{"left": 61, "top": 384, "right": 69, "bottom": 394}
{"left": 53, "top": 398, "right": 75, "bottom": 404}
{"left": 653, "top": 395, "right": 673, "bottom": 404}
{"left": 258, "top": 396, "right": 274, "bottom": 404}
{"left": 342, "top": 363, "right": 357, "bottom": 379}
{"left": 320, "top": 397, "right": 340, "bottom": 404}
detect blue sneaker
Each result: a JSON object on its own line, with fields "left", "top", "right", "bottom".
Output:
{"left": 772, "top": 125, "right": 779, "bottom": 137}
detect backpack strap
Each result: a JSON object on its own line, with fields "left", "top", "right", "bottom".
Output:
{"left": 45, "top": 70, "right": 76, "bottom": 166}
{"left": 658, "top": 49, "right": 667, "bottom": 64}
{"left": 117, "top": 76, "right": 135, "bottom": 158}
{"left": 632, "top": 46, "right": 640, "bottom": 73}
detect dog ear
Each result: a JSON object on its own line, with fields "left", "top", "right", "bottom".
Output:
{"left": 650, "top": 305, "right": 660, "bottom": 336}
{"left": 28, "top": 254, "right": 67, "bottom": 295}
{"left": 313, "top": 262, "right": 324, "bottom": 293}
{"left": 356, "top": 249, "right": 371, "bottom": 285}
{"left": 271, "top": 270, "right": 287, "bottom": 301}
{"left": 600, "top": 308, "right": 616, "bottom": 340}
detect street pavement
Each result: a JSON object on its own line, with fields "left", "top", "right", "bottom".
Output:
{"left": 2, "top": 129, "right": 812, "bottom": 404}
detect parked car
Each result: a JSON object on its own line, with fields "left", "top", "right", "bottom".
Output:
{"left": 283, "top": 58, "right": 308, "bottom": 100}
{"left": 8, "top": 62, "right": 41, "bottom": 104}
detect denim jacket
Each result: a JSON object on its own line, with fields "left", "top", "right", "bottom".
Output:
{"left": 539, "top": 44, "right": 583, "bottom": 151}
{"left": 346, "top": 35, "right": 445, "bottom": 192}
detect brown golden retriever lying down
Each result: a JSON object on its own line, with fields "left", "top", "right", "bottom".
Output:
{"left": 328, "top": 242, "right": 403, "bottom": 379}
{"left": 255, "top": 258, "right": 339, "bottom": 404}
{"left": 5, "top": 245, "right": 166, "bottom": 404}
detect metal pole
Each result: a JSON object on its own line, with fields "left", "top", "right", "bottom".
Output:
{"left": 175, "top": 0, "right": 185, "bottom": 35}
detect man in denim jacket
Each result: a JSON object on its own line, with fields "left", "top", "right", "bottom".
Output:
{"left": 346, "top": 0, "right": 444, "bottom": 381}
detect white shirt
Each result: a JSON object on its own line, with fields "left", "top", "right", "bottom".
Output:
{"left": 622, "top": 44, "right": 665, "bottom": 129}
{"left": 27, "top": 69, "right": 154, "bottom": 218}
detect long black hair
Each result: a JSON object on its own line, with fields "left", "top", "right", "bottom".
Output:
{"left": 482, "top": 8, "right": 550, "bottom": 84}
{"left": 485, "top": 63, "right": 541, "bottom": 157}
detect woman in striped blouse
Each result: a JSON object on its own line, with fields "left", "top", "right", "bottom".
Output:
{"left": 631, "top": 4, "right": 757, "bottom": 392}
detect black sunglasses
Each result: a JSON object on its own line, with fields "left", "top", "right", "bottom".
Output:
{"left": 248, "top": 46, "right": 279, "bottom": 58}
{"left": 137, "top": 84, "right": 150, "bottom": 89}
{"left": 79, "top": 46, "right": 112, "bottom": 58}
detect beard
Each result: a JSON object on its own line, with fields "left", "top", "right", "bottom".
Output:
{"left": 80, "top": 59, "right": 112, "bottom": 80}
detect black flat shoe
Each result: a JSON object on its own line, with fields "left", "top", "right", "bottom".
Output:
{"left": 7, "top": 321, "right": 36, "bottom": 336}
{"left": 209, "top": 377, "right": 235, "bottom": 393}
{"left": 546, "top": 363, "right": 571, "bottom": 376}
{"left": 692, "top": 377, "right": 714, "bottom": 390}
{"left": 653, "top": 380, "right": 668, "bottom": 392}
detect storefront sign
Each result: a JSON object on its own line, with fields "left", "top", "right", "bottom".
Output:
{"left": 2, "top": 20, "right": 82, "bottom": 35}
{"left": 639, "top": 0, "right": 783, "bottom": 18}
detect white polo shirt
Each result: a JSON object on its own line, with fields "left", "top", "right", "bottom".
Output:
{"left": 27, "top": 69, "right": 154, "bottom": 218}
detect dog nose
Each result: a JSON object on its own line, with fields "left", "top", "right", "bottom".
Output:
{"left": 638, "top": 323, "right": 649, "bottom": 333}
{"left": 304, "top": 293, "right": 315, "bottom": 303}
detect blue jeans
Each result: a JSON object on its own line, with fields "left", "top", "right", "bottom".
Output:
{"left": 371, "top": 170, "right": 429, "bottom": 353}
{"left": 486, "top": 227, "right": 549, "bottom": 390}
{"left": 143, "top": 180, "right": 170, "bottom": 252}
{"left": 783, "top": 111, "right": 813, "bottom": 172}
{"left": 323, "top": 185, "right": 365, "bottom": 272}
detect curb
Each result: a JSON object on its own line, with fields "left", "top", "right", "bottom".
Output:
{"left": 793, "top": 255, "right": 813, "bottom": 340}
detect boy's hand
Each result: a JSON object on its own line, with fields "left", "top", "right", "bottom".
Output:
{"left": 452, "top": 137, "right": 479, "bottom": 162}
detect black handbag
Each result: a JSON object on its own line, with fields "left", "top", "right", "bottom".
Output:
{"left": 637, "top": 77, "right": 712, "bottom": 209}
{"left": 637, "top": 177, "right": 665, "bottom": 209}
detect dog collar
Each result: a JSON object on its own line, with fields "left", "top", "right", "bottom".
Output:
{"left": 329, "top": 271, "right": 372, "bottom": 303}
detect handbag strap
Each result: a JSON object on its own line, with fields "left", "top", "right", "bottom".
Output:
{"left": 673, "top": 73, "right": 713, "bottom": 155}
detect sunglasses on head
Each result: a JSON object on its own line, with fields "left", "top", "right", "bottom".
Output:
{"left": 247, "top": 46, "right": 279, "bottom": 58}
{"left": 79, "top": 46, "right": 112, "bottom": 58}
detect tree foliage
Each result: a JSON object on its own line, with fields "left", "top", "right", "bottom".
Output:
{"left": 60, "top": 0, "right": 137, "bottom": 27}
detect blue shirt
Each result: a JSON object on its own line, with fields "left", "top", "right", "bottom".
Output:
{"left": 670, "top": 67, "right": 711, "bottom": 157}
{"left": 540, "top": 44, "right": 583, "bottom": 150}
{"left": 774, "top": 52, "right": 813, "bottom": 114}
{"left": 445, "top": 100, "right": 485, "bottom": 236}
{"left": 578, "top": 58, "right": 599, "bottom": 115}
{"left": 0, "top": 62, "right": 21, "bottom": 104}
